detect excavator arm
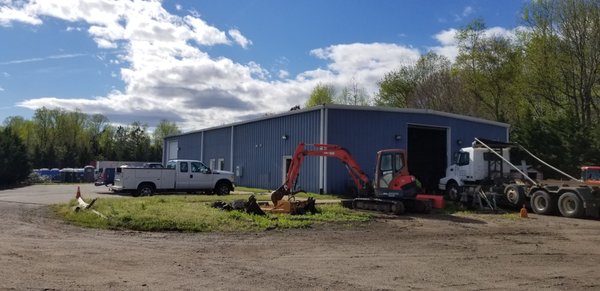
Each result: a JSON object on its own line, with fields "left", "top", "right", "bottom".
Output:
{"left": 271, "top": 143, "right": 371, "bottom": 204}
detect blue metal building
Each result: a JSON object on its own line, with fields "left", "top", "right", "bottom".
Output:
{"left": 163, "top": 104, "right": 509, "bottom": 194}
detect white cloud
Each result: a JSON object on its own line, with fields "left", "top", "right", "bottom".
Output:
{"left": 2, "top": 0, "right": 521, "bottom": 132}
{"left": 175, "top": 4, "right": 182, "bottom": 11}
{"left": 0, "top": 86, "right": 4, "bottom": 92}
{"left": 429, "top": 26, "right": 526, "bottom": 62}
{"left": 0, "top": 5, "right": 41, "bottom": 26}
{"left": 309, "top": 43, "right": 420, "bottom": 94}
{"left": 278, "top": 70, "right": 289, "bottom": 79}
{"left": 5, "top": 1, "right": 424, "bottom": 131}
{"left": 228, "top": 29, "right": 252, "bottom": 49}
{"left": 66, "top": 26, "right": 83, "bottom": 32}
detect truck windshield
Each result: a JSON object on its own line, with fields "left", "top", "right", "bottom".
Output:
{"left": 454, "top": 152, "right": 469, "bottom": 166}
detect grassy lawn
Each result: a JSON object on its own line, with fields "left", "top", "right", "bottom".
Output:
{"left": 52, "top": 194, "right": 371, "bottom": 232}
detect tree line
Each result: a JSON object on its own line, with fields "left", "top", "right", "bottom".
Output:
{"left": 305, "top": 0, "right": 600, "bottom": 175}
{"left": 0, "top": 107, "right": 181, "bottom": 185}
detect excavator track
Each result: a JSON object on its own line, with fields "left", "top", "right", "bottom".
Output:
{"left": 352, "top": 198, "right": 406, "bottom": 215}
{"left": 352, "top": 198, "right": 433, "bottom": 215}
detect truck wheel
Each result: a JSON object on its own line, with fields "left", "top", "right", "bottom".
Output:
{"left": 558, "top": 192, "right": 584, "bottom": 218}
{"left": 446, "top": 182, "right": 461, "bottom": 201}
{"left": 214, "top": 182, "right": 231, "bottom": 195}
{"left": 530, "top": 190, "right": 557, "bottom": 215}
{"left": 504, "top": 185, "right": 525, "bottom": 208}
{"left": 137, "top": 183, "right": 155, "bottom": 196}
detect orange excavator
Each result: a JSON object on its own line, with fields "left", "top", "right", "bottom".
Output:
{"left": 270, "top": 143, "right": 443, "bottom": 215}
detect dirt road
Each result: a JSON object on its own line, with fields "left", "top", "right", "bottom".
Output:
{"left": 1, "top": 184, "right": 599, "bottom": 290}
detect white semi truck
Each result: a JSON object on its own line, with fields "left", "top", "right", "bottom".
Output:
{"left": 439, "top": 138, "right": 600, "bottom": 218}
{"left": 111, "top": 159, "right": 235, "bottom": 196}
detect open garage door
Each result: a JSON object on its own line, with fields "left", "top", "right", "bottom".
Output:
{"left": 407, "top": 125, "right": 447, "bottom": 193}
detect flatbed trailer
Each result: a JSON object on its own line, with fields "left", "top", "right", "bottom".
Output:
{"left": 442, "top": 138, "right": 600, "bottom": 218}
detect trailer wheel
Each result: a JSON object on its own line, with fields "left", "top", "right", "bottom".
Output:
{"left": 446, "top": 182, "right": 461, "bottom": 201}
{"left": 504, "top": 185, "right": 525, "bottom": 208}
{"left": 558, "top": 192, "right": 584, "bottom": 218}
{"left": 137, "top": 183, "right": 155, "bottom": 196}
{"left": 530, "top": 190, "right": 556, "bottom": 215}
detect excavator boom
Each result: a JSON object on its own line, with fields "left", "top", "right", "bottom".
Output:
{"left": 271, "top": 143, "right": 371, "bottom": 204}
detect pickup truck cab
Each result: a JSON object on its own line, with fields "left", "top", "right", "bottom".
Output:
{"left": 111, "top": 159, "right": 235, "bottom": 196}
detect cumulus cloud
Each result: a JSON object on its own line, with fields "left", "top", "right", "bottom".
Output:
{"left": 1, "top": 0, "right": 520, "bottom": 132}
{"left": 0, "top": 4, "right": 41, "bottom": 26}
{"left": 309, "top": 43, "right": 420, "bottom": 94}
{"left": 429, "top": 26, "right": 526, "bottom": 61}
{"left": 2, "top": 0, "right": 425, "bottom": 131}
{"left": 228, "top": 29, "right": 252, "bottom": 49}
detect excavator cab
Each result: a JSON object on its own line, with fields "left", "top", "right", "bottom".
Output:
{"left": 374, "top": 149, "right": 418, "bottom": 199}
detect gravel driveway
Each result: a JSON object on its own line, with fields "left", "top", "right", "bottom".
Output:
{"left": 1, "top": 184, "right": 600, "bottom": 290}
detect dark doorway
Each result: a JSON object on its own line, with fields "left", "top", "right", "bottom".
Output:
{"left": 407, "top": 126, "right": 447, "bottom": 193}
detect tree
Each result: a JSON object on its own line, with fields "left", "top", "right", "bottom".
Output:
{"left": 337, "top": 79, "right": 370, "bottom": 106}
{"left": 152, "top": 120, "right": 181, "bottom": 161}
{"left": 523, "top": 0, "right": 600, "bottom": 127}
{"left": 374, "top": 67, "right": 416, "bottom": 108}
{"left": 0, "top": 128, "right": 30, "bottom": 185}
{"left": 514, "top": 0, "right": 600, "bottom": 171}
{"left": 305, "top": 83, "right": 336, "bottom": 107}
{"left": 453, "top": 18, "right": 523, "bottom": 123}
{"left": 375, "top": 52, "right": 470, "bottom": 114}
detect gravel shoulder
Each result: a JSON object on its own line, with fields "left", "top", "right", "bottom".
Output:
{"left": 1, "top": 184, "right": 600, "bottom": 290}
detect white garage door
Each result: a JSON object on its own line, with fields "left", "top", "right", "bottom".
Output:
{"left": 168, "top": 140, "right": 178, "bottom": 160}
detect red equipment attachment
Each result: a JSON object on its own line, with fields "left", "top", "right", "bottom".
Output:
{"left": 271, "top": 143, "right": 371, "bottom": 204}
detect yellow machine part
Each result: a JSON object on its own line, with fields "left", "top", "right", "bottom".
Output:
{"left": 261, "top": 200, "right": 309, "bottom": 215}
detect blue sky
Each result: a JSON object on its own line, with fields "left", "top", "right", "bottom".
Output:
{"left": 0, "top": 0, "right": 527, "bottom": 130}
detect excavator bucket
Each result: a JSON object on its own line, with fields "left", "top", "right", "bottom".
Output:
{"left": 261, "top": 197, "right": 319, "bottom": 215}
{"left": 270, "top": 185, "right": 288, "bottom": 205}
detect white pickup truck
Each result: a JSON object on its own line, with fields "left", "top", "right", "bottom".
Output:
{"left": 110, "top": 159, "right": 235, "bottom": 196}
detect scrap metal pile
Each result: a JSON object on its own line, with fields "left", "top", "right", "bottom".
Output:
{"left": 211, "top": 195, "right": 318, "bottom": 215}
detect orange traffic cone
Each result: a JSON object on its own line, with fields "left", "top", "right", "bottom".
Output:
{"left": 75, "top": 186, "right": 81, "bottom": 199}
{"left": 520, "top": 204, "right": 528, "bottom": 218}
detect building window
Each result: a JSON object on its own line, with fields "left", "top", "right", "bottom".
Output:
{"left": 209, "top": 159, "right": 216, "bottom": 170}
{"left": 218, "top": 158, "right": 225, "bottom": 170}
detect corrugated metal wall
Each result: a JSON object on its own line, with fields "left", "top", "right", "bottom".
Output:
{"left": 233, "top": 110, "right": 322, "bottom": 192}
{"left": 326, "top": 108, "right": 508, "bottom": 194}
{"left": 174, "top": 133, "right": 203, "bottom": 161}
{"left": 164, "top": 105, "right": 509, "bottom": 195}
{"left": 203, "top": 127, "right": 233, "bottom": 170}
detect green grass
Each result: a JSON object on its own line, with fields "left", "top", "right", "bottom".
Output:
{"left": 52, "top": 195, "right": 371, "bottom": 232}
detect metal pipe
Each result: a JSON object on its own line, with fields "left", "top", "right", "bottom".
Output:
{"left": 515, "top": 143, "right": 581, "bottom": 182}
{"left": 474, "top": 138, "right": 538, "bottom": 186}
